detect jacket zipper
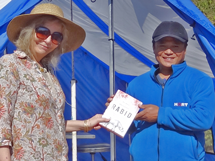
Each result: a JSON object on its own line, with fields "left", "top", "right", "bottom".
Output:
{"left": 158, "top": 84, "right": 165, "bottom": 161}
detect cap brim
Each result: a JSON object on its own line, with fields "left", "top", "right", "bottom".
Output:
{"left": 153, "top": 34, "right": 187, "bottom": 43}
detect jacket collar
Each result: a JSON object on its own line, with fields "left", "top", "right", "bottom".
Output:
{"left": 150, "top": 61, "right": 187, "bottom": 80}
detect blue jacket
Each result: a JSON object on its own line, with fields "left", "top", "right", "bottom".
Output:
{"left": 126, "top": 62, "right": 215, "bottom": 161}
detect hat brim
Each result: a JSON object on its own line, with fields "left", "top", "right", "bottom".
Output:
{"left": 7, "top": 13, "right": 86, "bottom": 53}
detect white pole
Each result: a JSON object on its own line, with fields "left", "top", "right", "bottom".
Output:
{"left": 71, "top": 1, "right": 77, "bottom": 161}
{"left": 71, "top": 79, "right": 77, "bottom": 161}
{"left": 108, "top": 0, "right": 116, "bottom": 161}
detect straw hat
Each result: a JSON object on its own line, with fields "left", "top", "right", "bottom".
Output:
{"left": 7, "top": 3, "right": 86, "bottom": 53}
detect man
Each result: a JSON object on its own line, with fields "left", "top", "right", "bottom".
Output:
{"left": 106, "top": 21, "right": 215, "bottom": 161}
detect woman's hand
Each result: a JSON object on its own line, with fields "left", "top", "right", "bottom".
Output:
{"left": 88, "top": 114, "right": 110, "bottom": 131}
{"left": 66, "top": 115, "right": 109, "bottom": 132}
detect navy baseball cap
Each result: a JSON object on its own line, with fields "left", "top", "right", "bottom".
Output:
{"left": 152, "top": 21, "right": 188, "bottom": 43}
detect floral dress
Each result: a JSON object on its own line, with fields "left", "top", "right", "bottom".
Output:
{"left": 0, "top": 50, "right": 68, "bottom": 161}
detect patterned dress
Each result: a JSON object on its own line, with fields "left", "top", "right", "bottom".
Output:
{"left": 0, "top": 50, "right": 68, "bottom": 161}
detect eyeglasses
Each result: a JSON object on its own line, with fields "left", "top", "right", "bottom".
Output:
{"left": 35, "top": 26, "right": 63, "bottom": 45}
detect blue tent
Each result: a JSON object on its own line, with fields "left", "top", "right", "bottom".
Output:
{"left": 0, "top": 0, "right": 215, "bottom": 160}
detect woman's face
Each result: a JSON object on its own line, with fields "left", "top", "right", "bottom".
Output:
{"left": 30, "top": 20, "right": 63, "bottom": 63}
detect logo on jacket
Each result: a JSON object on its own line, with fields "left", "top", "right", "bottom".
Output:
{"left": 174, "top": 103, "right": 188, "bottom": 107}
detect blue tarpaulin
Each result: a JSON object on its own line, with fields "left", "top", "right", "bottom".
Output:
{"left": 0, "top": 0, "right": 41, "bottom": 55}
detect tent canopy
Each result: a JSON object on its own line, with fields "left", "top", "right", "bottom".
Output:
{"left": 0, "top": 0, "right": 215, "bottom": 161}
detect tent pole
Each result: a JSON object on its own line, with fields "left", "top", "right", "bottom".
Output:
{"left": 71, "top": 79, "right": 77, "bottom": 161}
{"left": 71, "top": 1, "right": 78, "bottom": 161}
{"left": 108, "top": 0, "right": 116, "bottom": 161}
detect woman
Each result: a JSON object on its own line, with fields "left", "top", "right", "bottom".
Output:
{"left": 0, "top": 3, "right": 108, "bottom": 161}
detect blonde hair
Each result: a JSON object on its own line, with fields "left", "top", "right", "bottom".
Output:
{"left": 15, "top": 15, "right": 68, "bottom": 70}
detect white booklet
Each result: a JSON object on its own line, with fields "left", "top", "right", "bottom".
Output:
{"left": 100, "top": 90, "right": 142, "bottom": 138}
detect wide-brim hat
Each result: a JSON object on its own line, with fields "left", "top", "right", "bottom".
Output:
{"left": 7, "top": 3, "right": 86, "bottom": 53}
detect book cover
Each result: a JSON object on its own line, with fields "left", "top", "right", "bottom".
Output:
{"left": 100, "top": 89, "right": 142, "bottom": 138}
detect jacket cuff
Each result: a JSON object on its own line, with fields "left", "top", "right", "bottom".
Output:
{"left": 157, "top": 106, "right": 165, "bottom": 125}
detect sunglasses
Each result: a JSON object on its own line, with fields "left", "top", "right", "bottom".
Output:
{"left": 35, "top": 26, "right": 63, "bottom": 45}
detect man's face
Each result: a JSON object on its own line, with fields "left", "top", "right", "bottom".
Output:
{"left": 153, "top": 37, "right": 187, "bottom": 71}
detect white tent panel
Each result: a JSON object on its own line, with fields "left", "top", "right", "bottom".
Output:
{"left": 39, "top": 0, "right": 213, "bottom": 77}
{"left": 73, "top": 1, "right": 150, "bottom": 76}
{"left": 82, "top": 0, "right": 213, "bottom": 77}
{"left": 0, "top": 0, "right": 11, "bottom": 10}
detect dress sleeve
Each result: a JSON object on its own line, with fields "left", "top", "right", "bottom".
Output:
{"left": 0, "top": 56, "right": 20, "bottom": 147}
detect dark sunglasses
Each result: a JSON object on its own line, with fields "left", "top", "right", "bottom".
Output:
{"left": 35, "top": 26, "right": 63, "bottom": 45}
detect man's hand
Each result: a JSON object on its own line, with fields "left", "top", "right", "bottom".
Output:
{"left": 135, "top": 104, "right": 159, "bottom": 122}
{"left": 105, "top": 95, "right": 115, "bottom": 107}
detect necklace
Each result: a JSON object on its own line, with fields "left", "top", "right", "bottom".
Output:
{"left": 39, "top": 66, "right": 48, "bottom": 73}
{"left": 37, "top": 64, "right": 57, "bottom": 96}
{"left": 33, "top": 62, "right": 58, "bottom": 108}
{"left": 35, "top": 62, "right": 48, "bottom": 73}
{"left": 34, "top": 61, "right": 55, "bottom": 92}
